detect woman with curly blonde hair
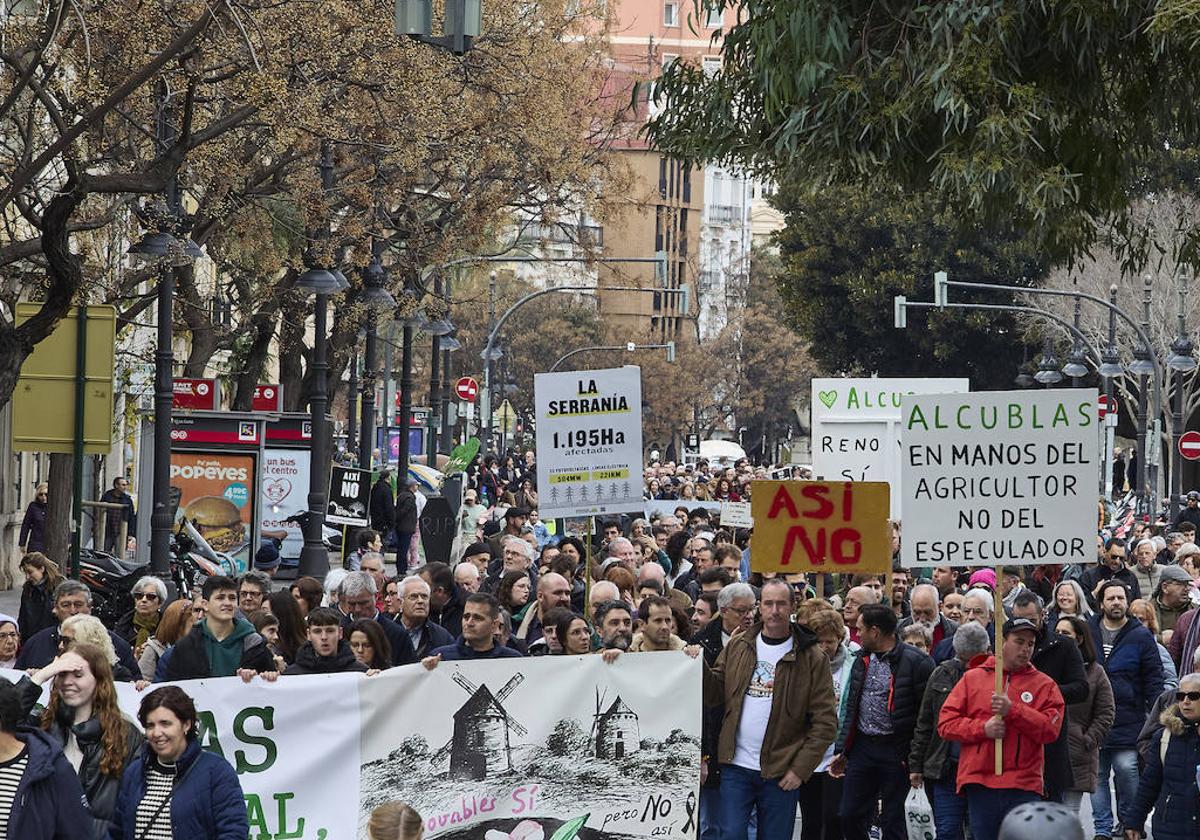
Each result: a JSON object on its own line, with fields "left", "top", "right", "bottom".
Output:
{"left": 16, "top": 643, "right": 143, "bottom": 838}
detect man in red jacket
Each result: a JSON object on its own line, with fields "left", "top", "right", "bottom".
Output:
{"left": 937, "top": 618, "right": 1065, "bottom": 840}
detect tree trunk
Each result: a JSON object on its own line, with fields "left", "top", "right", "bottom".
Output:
{"left": 45, "top": 453, "right": 74, "bottom": 567}
{"left": 278, "top": 295, "right": 307, "bottom": 411}
{"left": 230, "top": 307, "right": 280, "bottom": 411}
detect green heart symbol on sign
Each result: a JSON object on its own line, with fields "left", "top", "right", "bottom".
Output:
{"left": 818, "top": 390, "right": 837, "bottom": 409}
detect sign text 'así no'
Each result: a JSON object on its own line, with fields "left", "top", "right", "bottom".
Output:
{"left": 750, "top": 480, "right": 890, "bottom": 574}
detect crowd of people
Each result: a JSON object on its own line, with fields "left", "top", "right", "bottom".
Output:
{"left": 2, "top": 451, "right": 1199, "bottom": 839}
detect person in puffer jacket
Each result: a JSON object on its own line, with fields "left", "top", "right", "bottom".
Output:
{"left": 1120, "top": 671, "right": 1200, "bottom": 840}
{"left": 938, "top": 618, "right": 1064, "bottom": 840}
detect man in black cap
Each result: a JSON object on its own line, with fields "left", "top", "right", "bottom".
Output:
{"left": 1173, "top": 489, "right": 1200, "bottom": 531}
{"left": 487, "top": 506, "right": 528, "bottom": 559}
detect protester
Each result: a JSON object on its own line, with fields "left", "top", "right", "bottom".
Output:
{"left": 898, "top": 583, "right": 957, "bottom": 652}
{"left": 266, "top": 590, "right": 307, "bottom": 666}
{"left": 937, "top": 618, "right": 1065, "bottom": 840}
{"left": 367, "top": 801, "right": 424, "bottom": 840}
{"left": 418, "top": 562, "right": 465, "bottom": 639}
{"left": 1080, "top": 538, "right": 1141, "bottom": 608}
{"left": 349, "top": 619, "right": 394, "bottom": 671}
{"left": 554, "top": 613, "right": 591, "bottom": 656}
{"left": 1152, "top": 564, "right": 1194, "bottom": 642}
{"left": 0, "top": 615, "right": 18, "bottom": 669}
{"left": 1119, "top": 671, "right": 1200, "bottom": 840}
{"left": 395, "top": 479, "right": 420, "bottom": 570}
{"left": 237, "top": 571, "right": 271, "bottom": 616}
{"left": 135, "top": 599, "right": 192, "bottom": 682}
{"left": 497, "top": 570, "right": 532, "bottom": 617}
{"left": 18, "top": 552, "right": 63, "bottom": 639}
{"left": 1129, "top": 598, "right": 1180, "bottom": 689}
{"left": 932, "top": 590, "right": 995, "bottom": 663}
{"left": 797, "top": 605, "right": 855, "bottom": 840}
{"left": 515, "top": 572, "right": 572, "bottom": 647}
{"left": 704, "top": 578, "right": 838, "bottom": 840}
{"left": 909, "top": 622, "right": 990, "bottom": 840}
{"left": 423, "top": 593, "right": 524, "bottom": 662}
{"left": 346, "top": 529, "right": 382, "bottom": 573}
{"left": 1052, "top": 615, "right": 1115, "bottom": 822}
{"left": 453, "top": 563, "right": 480, "bottom": 594}
{"left": 832, "top": 603, "right": 934, "bottom": 840}
{"left": 163, "top": 576, "right": 278, "bottom": 682}
{"left": 395, "top": 576, "right": 453, "bottom": 658}
{"left": 630, "top": 596, "right": 690, "bottom": 652}
{"left": 1129, "top": 539, "right": 1164, "bottom": 604}
{"left": 1008, "top": 590, "right": 1089, "bottom": 803}
{"left": 1046, "top": 580, "right": 1094, "bottom": 628}
{"left": 594, "top": 599, "right": 634, "bottom": 654}
{"left": 109, "top": 685, "right": 249, "bottom": 838}
{"left": 1087, "top": 580, "right": 1165, "bottom": 840}
{"left": 289, "top": 576, "right": 323, "bottom": 617}
{"left": 338, "top": 572, "right": 417, "bottom": 667}
{"left": 0, "top": 677, "right": 90, "bottom": 839}
{"left": 840, "top": 585, "right": 876, "bottom": 648}
{"left": 16, "top": 645, "right": 142, "bottom": 838}
{"left": 370, "top": 468, "right": 396, "bottom": 539}
{"left": 19, "top": 483, "right": 49, "bottom": 554}
{"left": 283, "top": 608, "right": 370, "bottom": 675}
{"left": 59, "top": 615, "right": 137, "bottom": 682}
{"left": 112, "top": 576, "right": 166, "bottom": 650}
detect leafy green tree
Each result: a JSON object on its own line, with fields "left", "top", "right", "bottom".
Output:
{"left": 645, "top": 2, "right": 1200, "bottom": 261}
{"left": 773, "top": 182, "right": 1043, "bottom": 388}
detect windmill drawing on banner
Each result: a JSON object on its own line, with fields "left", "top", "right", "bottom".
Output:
{"left": 589, "top": 687, "right": 640, "bottom": 760}
{"left": 431, "top": 670, "right": 528, "bottom": 780}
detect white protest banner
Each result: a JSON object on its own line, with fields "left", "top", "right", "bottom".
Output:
{"left": 4, "top": 653, "right": 700, "bottom": 840}
{"left": 536, "top": 366, "right": 644, "bottom": 519}
{"left": 812, "top": 378, "right": 969, "bottom": 517}
{"left": 899, "top": 388, "right": 1099, "bottom": 568}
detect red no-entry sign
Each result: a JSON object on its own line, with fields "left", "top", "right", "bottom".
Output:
{"left": 455, "top": 376, "right": 479, "bottom": 403}
{"left": 1180, "top": 430, "right": 1200, "bottom": 461}
{"left": 1098, "top": 395, "right": 1118, "bottom": 419}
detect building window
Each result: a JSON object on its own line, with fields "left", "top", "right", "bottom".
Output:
{"left": 658, "top": 159, "right": 668, "bottom": 197}
{"left": 661, "top": 52, "right": 678, "bottom": 69}
{"left": 663, "top": 2, "right": 678, "bottom": 26}
{"left": 682, "top": 166, "right": 692, "bottom": 203}
{"left": 702, "top": 57, "right": 721, "bottom": 77}
{"left": 705, "top": 5, "right": 722, "bottom": 28}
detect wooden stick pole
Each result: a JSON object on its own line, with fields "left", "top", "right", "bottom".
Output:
{"left": 993, "top": 564, "right": 1004, "bottom": 775}
{"left": 584, "top": 516, "right": 593, "bottom": 607}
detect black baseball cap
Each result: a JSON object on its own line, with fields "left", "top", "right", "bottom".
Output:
{"left": 1002, "top": 618, "right": 1038, "bottom": 637}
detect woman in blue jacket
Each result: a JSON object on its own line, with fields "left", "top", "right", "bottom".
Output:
{"left": 1121, "top": 672, "right": 1200, "bottom": 840}
{"left": 108, "top": 686, "right": 248, "bottom": 839}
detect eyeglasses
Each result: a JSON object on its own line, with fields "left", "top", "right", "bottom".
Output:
{"left": 0, "top": 632, "right": 18, "bottom": 641}
{"left": 1177, "top": 691, "right": 1200, "bottom": 702}
{"left": 134, "top": 592, "right": 160, "bottom": 601}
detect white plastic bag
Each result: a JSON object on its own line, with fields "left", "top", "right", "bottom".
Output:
{"left": 905, "top": 785, "right": 935, "bottom": 840}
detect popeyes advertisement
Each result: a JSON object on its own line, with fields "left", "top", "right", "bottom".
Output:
{"left": 170, "top": 452, "right": 256, "bottom": 571}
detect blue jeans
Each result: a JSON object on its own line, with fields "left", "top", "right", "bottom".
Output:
{"left": 838, "top": 736, "right": 908, "bottom": 840}
{"left": 1090, "top": 747, "right": 1139, "bottom": 837}
{"left": 718, "top": 764, "right": 799, "bottom": 840}
{"left": 931, "top": 777, "right": 966, "bottom": 840}
{"left": 700, "top": 785, "right": 723, "bottom": 840}
{"left": 963, "top": 786, "right": 1039, "bottom": 840}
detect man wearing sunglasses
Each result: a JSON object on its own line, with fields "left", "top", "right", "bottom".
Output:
{"left": 1079, "top": 537, "right": 1142, "bottom": 610}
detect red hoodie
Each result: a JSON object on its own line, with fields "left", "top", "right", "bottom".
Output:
{"left": 936, "top": 655, "right": 1064, "bottom": 794}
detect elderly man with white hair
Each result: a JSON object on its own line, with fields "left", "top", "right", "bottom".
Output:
{"left": 453, "top": 562, "right": 480, "bottom": 593}
{"left": 931, "top": 589, "right": 995, "bottom": 663}
{"left": 638, "top": 561, "right": 693, "bottom": 615}
{"left": 396, "top": 575, "right": 454, "bottom": 658}
{"left": 898, "top": 583, "right": 958, "bottom": 652}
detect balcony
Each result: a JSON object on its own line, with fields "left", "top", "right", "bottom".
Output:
{"left": 520, "top": 222, "right": 604, "bottom": 248}
{"left": 707, "top": 204, "right": 743, "bottom": 225}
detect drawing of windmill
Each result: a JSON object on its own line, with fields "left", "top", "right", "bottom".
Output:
{"left": 432, "top": 671, "right": 528, "bottom": 780}
{"left": 589, "top": 687, "right": 640, "bottom": 760}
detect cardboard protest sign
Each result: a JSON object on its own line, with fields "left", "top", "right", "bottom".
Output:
{"left": 899, "top": 389, "right": 1099, "bottom": 568}
{"left": 750, "top": 480, "right": 891, "bottom": 573}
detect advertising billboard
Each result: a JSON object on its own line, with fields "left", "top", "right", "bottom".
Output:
{"left": 170, "top": 451, "right": 256, "bottom": 571}
{"left": 260, "top": 448, "right": 310, "bottom": 563}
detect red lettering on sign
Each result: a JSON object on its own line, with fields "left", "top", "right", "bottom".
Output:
{"left": 799, "top": 484, "right": 834, "bottom": 519}
{"left": 779, "top": 525, "right": 864, "bottom": 566}
{"left": 767, "top": 485, "right": 799, "bottom": 519}
{"left": 841, "top": 483, "right": 853, "bottom": 521}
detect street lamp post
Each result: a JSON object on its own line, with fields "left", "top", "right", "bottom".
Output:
{"left": 359, "top": 245, "right": 395, "bottom": 469}
{"left": 295, "top": 142, "right": 350, "bottom": 579}
{"left": 1167, "top": 283, "right": 1197, "bottom": 518}
{"left": 933, "top": 273, "right": 1165, "bottom": 515}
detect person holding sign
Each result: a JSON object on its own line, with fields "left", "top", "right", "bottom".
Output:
{"left": 936, "top": 618, "right": 1065, "bottom": 840}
